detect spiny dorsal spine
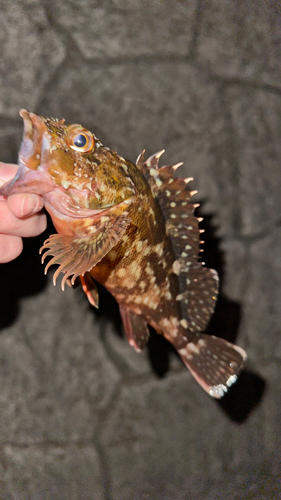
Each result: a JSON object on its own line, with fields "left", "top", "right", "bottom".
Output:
{"left": 137, "top": 151, "right": 219, "bottom": 333}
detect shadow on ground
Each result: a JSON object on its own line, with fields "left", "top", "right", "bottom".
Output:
{"left": 0, "top": 225, "right": 50, "bottom": 330}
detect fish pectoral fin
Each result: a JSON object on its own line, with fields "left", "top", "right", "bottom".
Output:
{"left": 80, "top": 273, "right": 99, "bottom": 308}
{"left": 174, "top": 333, "right": 247, "bottom": 398}
{"left": 119, "top": 306, "right": 150, "bottom": 352}
{"left": 39, "top": 208, "right": 131, "bottom": 291}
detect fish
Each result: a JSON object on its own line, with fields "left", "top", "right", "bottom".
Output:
{"left": 0, "top": 109, "right": 247, "bottom": 398}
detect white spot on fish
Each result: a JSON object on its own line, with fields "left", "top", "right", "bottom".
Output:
{"left": 139, "top": 281, "right": 146, "bottom": 291}
{"left": 180, "top": 319, "right": 188, "bottom": 329}
{"left": 145, "top": 263, "right": 154, "bottom": 275}
{"left": 154, "top": 243, "right": 163, "bottom": 256}
{"left": 179, "top": 348, "right": 192, "bottom": 360}
{"left": 136, "top": 241, "right": 143, "bottom": 252}
{"left": 209, "top": 385, "right": 227, "bottom": 398}
{"left": 108, "top": 250, "right": 117, "bottom": 261}
{"left": 188, "top": 342, "right": 200, "bottom": 354}
{"left": 172, "top": 260, "right": 181, "bottom": 275}
{"left": 61, "top": 179, "right": 71, "bottom": 189}
{"left": 143, "top": 245, "right": 151, "bottom": 256}
{"left": 149, "top": 168, "right": 158, "bottom": 177}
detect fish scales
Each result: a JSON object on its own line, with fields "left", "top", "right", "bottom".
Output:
{"left": 91, "top": 167, "right": 182, "bottom": 326}
{"left": 0, "top": 110, "right": 247, "bottom": 399}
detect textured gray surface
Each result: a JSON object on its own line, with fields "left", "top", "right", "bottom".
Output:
{"left": 0, "top": 1, "right": 280, "bottom": 499}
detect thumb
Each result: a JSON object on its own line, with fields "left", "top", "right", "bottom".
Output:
{"left": 8, "top": 193, "right": 44, "bottom": 218}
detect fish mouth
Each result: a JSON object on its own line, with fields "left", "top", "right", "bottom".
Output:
{"left": 0, "top": 110, "right": 54, "bottom": 197}
{"left": 19, "top": 109, "right": 47, "bottom": 170}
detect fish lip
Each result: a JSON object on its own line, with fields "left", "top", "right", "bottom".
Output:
{"left": 0, "top": 110, "right": 53, "bottom": 197}
{"left": 18, "top": 109, "right": 47, "bottom": 169}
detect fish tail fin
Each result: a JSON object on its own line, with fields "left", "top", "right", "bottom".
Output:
{"left": 176, "top": 334, "right": 247, "bottom": 398}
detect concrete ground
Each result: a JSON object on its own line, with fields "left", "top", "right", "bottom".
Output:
{"left": 0, "top": 1, "right": 280, "bottom": 498}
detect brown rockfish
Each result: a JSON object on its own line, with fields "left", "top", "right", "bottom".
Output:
{"left": 0, "top": 110, "right": 246, "bottom": 398}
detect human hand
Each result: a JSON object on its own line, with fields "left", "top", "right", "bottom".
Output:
{"left": 0, "top": 162, "right": 47, "bottom": 263}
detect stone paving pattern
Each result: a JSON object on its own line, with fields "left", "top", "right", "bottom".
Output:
{"left": 0, "top": 1, "right": 280, "bottom": 498}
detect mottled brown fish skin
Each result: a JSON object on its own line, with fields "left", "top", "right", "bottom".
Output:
{"left": 90, "top": 158, "right": 183, "bottom": 333}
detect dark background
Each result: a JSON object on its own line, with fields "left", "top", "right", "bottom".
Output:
{"left": 0, "top": 1, "right": 280, "bottom": 498}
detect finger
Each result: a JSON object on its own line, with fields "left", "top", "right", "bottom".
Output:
{"left": 0, "top": 201, "right": 47, "bottom": 237}
{"left": 8, "top": 193, "right": 44, "bottom": 218}
{"left": 0, "top": 234, "right": 23, "bottom": 263}
{"left": 0, "top": 162, "right": 19, "bottom": 184}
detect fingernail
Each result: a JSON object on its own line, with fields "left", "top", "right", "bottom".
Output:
{"left": 21, "top": 194, "right": 39, "bottom": 217}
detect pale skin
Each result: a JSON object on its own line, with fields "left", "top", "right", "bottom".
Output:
{"left": 0, "top": 163, "right": 47, "bottom": 263}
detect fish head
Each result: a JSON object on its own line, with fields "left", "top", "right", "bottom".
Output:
{"left": 1, "top": 110, "right": 137, "bottom": 219}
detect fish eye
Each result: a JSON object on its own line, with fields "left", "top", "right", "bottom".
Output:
{"left": 73, "top": 134, "right": 87, "bottom": 148}
{"left": 66, "top": 127, "right": 95, "bottom": 153}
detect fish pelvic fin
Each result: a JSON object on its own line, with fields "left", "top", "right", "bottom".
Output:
{"left": 176, "top": 333, "right": 246, "bottom": 398}
{"left": 119, "top": 306, "right": 150, "bottom": 352}
{"left": 80, "top": 273, "right": 99, "bottom": 308}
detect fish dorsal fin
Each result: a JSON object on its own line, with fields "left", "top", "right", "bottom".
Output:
{"left": 136, "top": 151, "right": 219, "bottom": 333}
